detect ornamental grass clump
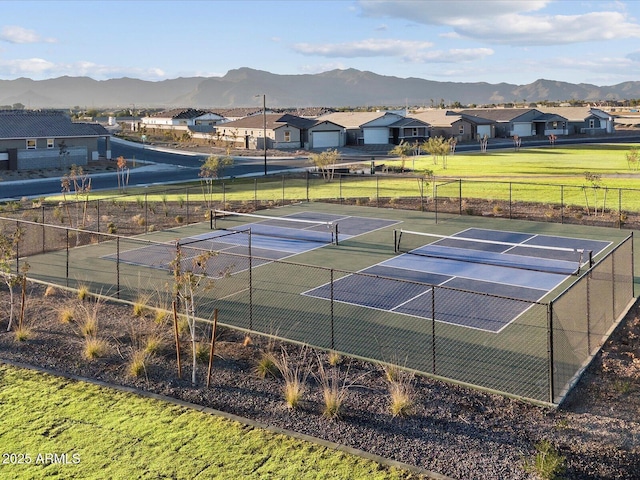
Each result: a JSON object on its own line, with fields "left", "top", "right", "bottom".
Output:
{"left": 275, "top": 346, "right": 310, "bottom": 409}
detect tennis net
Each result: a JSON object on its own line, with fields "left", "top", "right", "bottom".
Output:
{"left": 213, "top": 209, "right": 338, "bottom": 245}
{"left": 393, "top": 229, "right": 592, "bottom": 275}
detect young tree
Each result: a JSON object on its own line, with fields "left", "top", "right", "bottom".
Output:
{"left": 583, "top": 171, "right": 604, "bottom": 216}
{"left": 0, "top": 226, "right": 28, "bottom": 332}
{"left": 626, "top": 147, "right": 639, "bottom": 171}
{"left": 389, "top": 140, "right": 412, "bottom": 172}
{"left": 513, "top": 134, "right": 522, "bottom": 151}
{"left": 116, "top": 156, "right": 130, "bottom": 192}
{"left": 171, "top": 246, "right": 216, "bottom": 386}
{"left": 199, "top": 155, "right": 234, "bottom": 208}
{"left": 479, "top": 134, "right": 489, "bottom": 153}
{"left": 309, "top": 149, "right": 341, "bottom": 181}
{"left": 61, "top": 165, "right": 92, "bottom": 236}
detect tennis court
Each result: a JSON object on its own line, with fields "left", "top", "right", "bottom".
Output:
{"left": 105, "top": 210, "right": 399, "bottom": 277}
{"left": 304, "top": 227, "right": 610, "bottom": 332}
{"left": 7, "top": 202, "right": 634, "bottom": 404}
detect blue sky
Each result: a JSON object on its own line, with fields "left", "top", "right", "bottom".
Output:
{"left": 1, "top": 0, "right": 639, "bottom": 86}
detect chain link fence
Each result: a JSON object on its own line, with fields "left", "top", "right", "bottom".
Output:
{"left": 2, "top": 172, "right": 640, "bottom": 230}
{"left": 1, "top": 215, "right": 633, "bottom": 404}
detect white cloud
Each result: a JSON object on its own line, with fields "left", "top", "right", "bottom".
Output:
{"left": 410, "top": 48, "right": 494, "bottom": 63}
{"left": 0, "top": 26, "right": 55, "bottom": 44}
{"left": 459, "top": 11, "right": 640, "bottom": 45}
{"left": 358, "top": 1, "right": 640, "bottom": 45}
{"left": 358, "top": 1, "right": 549, "bottom": 24}
{"left": 0, "top": 58, "right": 167, "bottom": 80}
{"left": 293, "top": 38, "right": 433, "bottom": 58}
{"left": 0, "top": 58, "right": 56, "bottom": 76}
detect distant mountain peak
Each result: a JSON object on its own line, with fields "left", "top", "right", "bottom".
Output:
{"left": 1, "top": 69, "right": 638, "bottom": 109}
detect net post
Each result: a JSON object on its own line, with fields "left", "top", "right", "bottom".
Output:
{"left": 210, "top": 210, "right": 214, "bottom": 230}
{"left": 394, "top": 229, "right": 398, "bottom": 253}
{"left": 333, "top": 223, "right": 339, "bottom": 245}
{"left": 248, "top": 228, "right": 253, "bottom": 331}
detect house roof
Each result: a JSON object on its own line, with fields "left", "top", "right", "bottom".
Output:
{"left": 0, "top": 110, "right": 109, "bottom": 139}
{"left": 532, "top": 113, "right": 568, "bottom": 122}
{"left": 218, "top": 113, "right": 316, "bottom": 130}
{"left": 316, "top": 111, "right": 393, "bottom": 129}
{"left": 388, "top": 117, "right": 430, "bottom": 128}
{"left": 149, "top": 108, "right": 209, "bottom": 119}
{"left": 456, "top": 108, "right": 540, "bottom": 122}
{"left": 410, "top": 110, "right": 495, "bottom": 127}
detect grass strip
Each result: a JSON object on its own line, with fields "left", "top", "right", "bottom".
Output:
{"left": 0, "top": 364, "right": 421, "bottom": 480}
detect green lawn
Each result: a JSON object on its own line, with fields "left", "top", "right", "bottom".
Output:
{"left": 0, "top": 364, "right": 418, "bottom": 480}
{"left": 54, "top": 144, "right": 638, "bottom": 215}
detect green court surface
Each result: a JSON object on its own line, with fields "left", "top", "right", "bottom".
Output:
{"left": 17, "top": 203, "right": 636, "bottom": 404}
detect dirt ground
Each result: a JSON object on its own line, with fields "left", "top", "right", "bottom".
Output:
{"left": 0, "top": 280, "right": 639, "bottom": 479}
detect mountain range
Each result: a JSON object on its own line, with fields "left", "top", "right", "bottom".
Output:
{"left": 1, "top": 67, "right": 639, "bottom": 110}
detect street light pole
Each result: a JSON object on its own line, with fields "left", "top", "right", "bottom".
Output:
{"left": 261, "top": 94, "right": 267, "bottom": 175}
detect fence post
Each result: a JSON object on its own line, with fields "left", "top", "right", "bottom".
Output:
{"left": 254, "top": 178, "right": 258, "bottom": 208}
{"left": 96, "top": 199, "right": 100, "bottom": 234}
{"left": 376, "top": 175, "right": 380, "bottom": 208}
{"left": 547, "top": 301, "right": 555, "bottom": 404}
{"left": 458, "top": 179, "right": 462, "bottom": 215}
{"left": 144, "top": 192, "right": 148, "bottom": 234}
{"left": 66, "top": 228, "right": 69, "bottom": 288}
{"left": 282, "top": 174, "right": 285, "bottom": 206}
{"left": 186, "top": 187, "right": 190, "bottom": 225}
{"left": 339, "top": 174, "right": 343, "bottom": 205}
{"left": 561, "top": 185, "right": 564, "bottom": 224}
{"left": 330, "top": 268, "right": 335, "bottom": 350}
{"left": 434, "top": 183, "right": 439, "bottom": 224}
{"left": 618, "top": 188, "right": 622, "bottom": 229}
{"left": 306, "top": 170, "right": 310, "bottom": 202}
{"left": 42, "top": 205, "right": 46, "bottom": 254}
{"left": 222, "top": 182, "right": 226, "bottom": 207}
{"left": 116, "top": 236, "right": 120, "bottom": 299}
{"left": 15, "top": 219, "right": 19, "bottom": 274}
{"left": 248, "top": 229, "right": 253, "bottom": 331}
{"left": 431, "top": 287, "right": 436, "bottom": 375}
{"left": 509, "top": 182, "right": 512, "bottom": 220}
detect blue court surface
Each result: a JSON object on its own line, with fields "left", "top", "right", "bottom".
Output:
{"left": 303, "top": 228, "right": 610, "bottom": 333}
{"left": 104, "top": 212, "right": 398, "bottom": 278}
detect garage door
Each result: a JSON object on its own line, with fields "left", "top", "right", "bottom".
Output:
{"left": 363, "top": 128, "right": 389, "bottom": 144}
{"left": 477, "top": 125, "right": 491, "bottom": 138}
{"left": 313, "top": 131, "right": 340, "bottom": 149}
{"left": 512, "top": 123, "right": 532, "bottom": 137}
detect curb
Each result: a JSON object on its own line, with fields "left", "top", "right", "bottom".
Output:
{"left": 0, "top": 358, "right": 452, "bottom": 480}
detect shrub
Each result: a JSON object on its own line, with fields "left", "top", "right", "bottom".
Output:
{"left": 275, "top": 347, "right": 310, "bottom": 409}
{"left": 144, "top": 335, "right": 164, "bottom": 356}
{"left": 195, "top": 342, "right": 209, "bottom": 364}
{"left": 327, "top": 351, "right": 342, "bottom": 366}
{"left": 58, "top": 306, "right": 74, "bottom": 324}
{"left": 128, "top": 350, "right": 148, "bottom": 378}
{"left": 83, "top": 337, "right": 108, "bottom": 360}
{"left": 175, "top": 215, "right": 184, "bottom": 224}
{"left": 388, "top": 380, "right": 414, "bottom": 417}
{"left": 14, "top": 326, "right": 31, "bottom": 342}
{"left": 255, "top": 351, "right": 279, "bottom": 379}
{"left": 522, "top": 439, "right": 565, "bottom": 480}
{"left": 77, "top": 284, "right": 90, "bottom": 301}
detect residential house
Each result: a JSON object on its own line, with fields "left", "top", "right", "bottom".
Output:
{"left": 316, "top": 111, "right": 428, "bottom": 146}
{"left": 140, "top": 108, "right": 225, "bottom": 135}
{"left": 539, "top": 107, "right": 615, "bottom": 135}
{"left": 410, "top": 110, "right": 493, "bottom": 141}
{"left": 0, "top": 110, "right": 110, "bottom": 171}
{"left": 214, "top": 113, "right": 345, "bottom": 150}
{"left": 456, "top": 108, "right": 570, "bottom": 138}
